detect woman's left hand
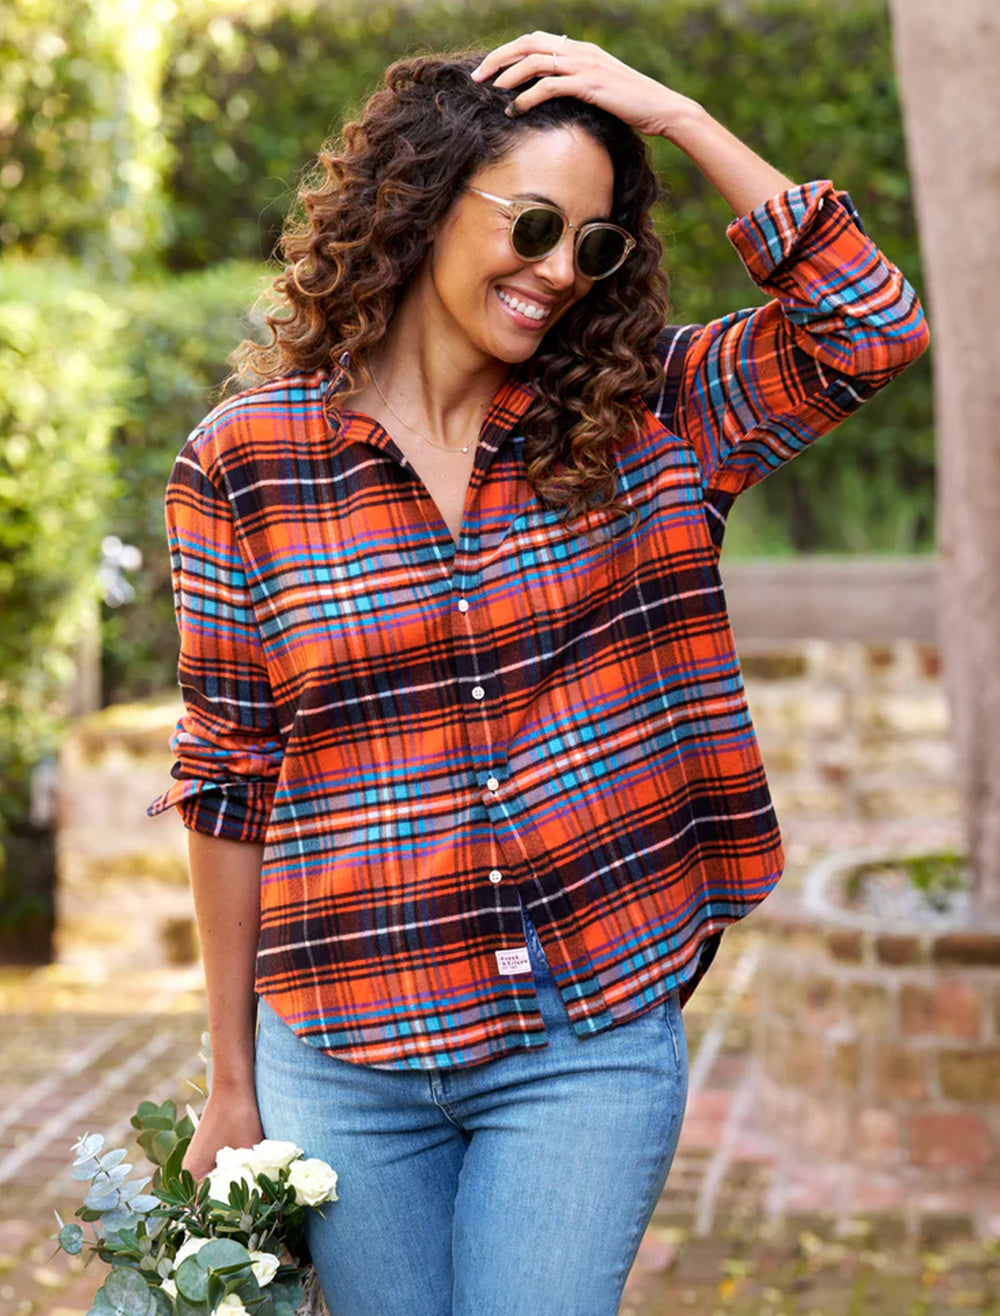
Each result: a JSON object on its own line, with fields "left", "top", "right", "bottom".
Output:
{"left": 469, "top": 31, "right": 703, "bottom": 140}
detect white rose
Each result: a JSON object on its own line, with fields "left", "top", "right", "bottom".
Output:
{"left": 286, "top": 1158, "right": 339, "bottom": 1207}
{"left": 250, "top": 1139, "right": 303, "bottom": 1181}
{"left": 214, "top": 1145, "right": 257, "bottom": 1173}
{"left": 172, "top": 1234, "right": 211, "bottom": 1270}
{"left": 207, "top": 1160, "right": 257, "bottom": 1205}
{"left": 249, "top": 1250, "right": 280, "bottom": 1287}
{"left": 216, "top": 1295, "right": 249, "bottom": 1316}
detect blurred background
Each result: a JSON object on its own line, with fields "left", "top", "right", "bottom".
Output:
{"left": 2, "top": 0, "right": 998, "bottom": 1312}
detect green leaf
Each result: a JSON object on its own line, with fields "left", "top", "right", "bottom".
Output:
{"left": 175, "top": 1257, "right": 210, "bottom": 1303}
{"left": 174, "top": 1295, "right": 211, "bottom": 1316}
{"left": 98, "top": 1268, "right": 157, "bottom": 1316}
{"left": 162, "top": 1137, "right": 188, "bottom": 1184}
{"left": 197, "top": 1239, "right": 252, "bottom": 1270}
{"left": 59, "top": 1223, "right": 85, "bottom": 1255}
{"left": 151, "top": 1287, "right": 174, "bottom": 1316}
{"left": 152, "top": 1130, "right": 178, "bottom": 1164}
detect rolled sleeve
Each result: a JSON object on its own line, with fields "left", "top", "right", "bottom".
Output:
{"left": 644, "top": 178, "right": 931, "bottom": 500}
{"left": 146, "top": 433, "right": 283, "bottom": 841}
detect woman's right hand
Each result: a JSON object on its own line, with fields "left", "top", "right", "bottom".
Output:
{"left": 181, "top": 1086, "right": 265, "bottom": 1184}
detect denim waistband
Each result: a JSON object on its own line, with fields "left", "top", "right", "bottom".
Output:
{"left": 520, "top": 900, "right": 553, "bottom": 982}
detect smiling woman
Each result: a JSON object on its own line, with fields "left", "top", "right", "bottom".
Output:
{"left": 226, "top": 46, "right": 674, "bottom": 529}
{"left": 151, "top": 30, "right": 929, "bottom": 1316}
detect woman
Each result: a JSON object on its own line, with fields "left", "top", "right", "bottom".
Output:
{"left": 149, "top": 31, "right": 929, "bottom": 1316}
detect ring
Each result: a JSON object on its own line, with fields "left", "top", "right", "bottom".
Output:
{"left": 551, "top": 32, "right": 568, "bottom": 73}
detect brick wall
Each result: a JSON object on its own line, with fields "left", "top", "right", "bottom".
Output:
{"left": 755, "top": 895, "right": 1000, "bottom": 1188}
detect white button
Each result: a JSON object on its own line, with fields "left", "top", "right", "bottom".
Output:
{"left": 486, "top": 776, "right": 499, "bottom": 792}
{"left": 488, "top": 869, "right": 502, "bottom": 883}
{"left": 471, "top": 685, "right": 485, "bottom": 700}
{"left": 458, "top": 598, "right": 469, "bottom": 612}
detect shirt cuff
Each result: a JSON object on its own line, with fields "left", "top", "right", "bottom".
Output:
{"left": 725, "top": 178, "right": 868, "bottom": 287}
{"left": 147, "top": 775, "right": 276, "bottom": 842}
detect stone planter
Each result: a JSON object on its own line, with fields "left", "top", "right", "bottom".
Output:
{"left": 753, "top": 848, "right": 1000, "bottom": 1221}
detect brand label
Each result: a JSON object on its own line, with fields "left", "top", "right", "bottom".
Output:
{"left": 495, "top": 945, "right": 532, "bottom": 975}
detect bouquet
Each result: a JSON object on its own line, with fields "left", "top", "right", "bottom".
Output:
{"left": 51, "top": 1032, "right": 337, "bottom": 1316}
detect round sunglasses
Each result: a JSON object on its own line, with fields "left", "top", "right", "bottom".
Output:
{"left": 465, "top": 185, "right": 636, "bottom": 280}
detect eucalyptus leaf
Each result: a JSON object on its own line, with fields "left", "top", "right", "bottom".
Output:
{"left": 99, "top": 1148, "right": 130, "bottom": 1170}
{"left": 74, "top": 1133, "right": 106, "bottom": 1159}
{"left": 151, "top": 1287, "right": 173, "bottom": 1316}
{"left": 85, "top": 1184, "right": 122, "bottom": 1211}
{"left": 146, "top": 1216, "right": 170, "bottom": 1241}
{"left": 58, "top": 1223, "right": 85, "bottom": 1254}
{"left": 152, "top": 1130, "right": 177, "bottom": 1163}
{"left": 100, "top": 1207, "right": 141, "bottom": 1231}
{"left": 174, "top": 1294, "right": 210, "bottom": 1316}
{"left": 73, "top": 1158, "right": 102, "bottom": 1180}
{"left": 105, "top": 1267, "right": 156, "bottom": 1316}
{"left": 96, "top": 1164, "right": 133, "bottom": 1189}
{"left": 197, "top": 1239, "right": 251, "bottom": 1270}
{"left": 175, "top": 1257, "right": 210, "bottom": 1303}
{"left": 120, "top": 1176, "right": 153, "bottom": 1200}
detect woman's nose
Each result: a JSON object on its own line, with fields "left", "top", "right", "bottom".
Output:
{"left": 530, "top": 229, "right": 579, "bottom": 288}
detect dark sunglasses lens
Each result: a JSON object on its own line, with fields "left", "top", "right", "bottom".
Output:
{"left": 511, "top": 208, "right": 564, "bottom": 258}
{"left": 578, "top": 227, "right": 628, "bottom": 278}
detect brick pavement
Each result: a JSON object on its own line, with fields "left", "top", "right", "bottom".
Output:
{"left": 4, "top": 825, "right": 998, "bottom": 1316}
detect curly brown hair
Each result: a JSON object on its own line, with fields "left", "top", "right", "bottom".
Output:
{"left": 230, "top": 45, "right": 672, "bottom": 525}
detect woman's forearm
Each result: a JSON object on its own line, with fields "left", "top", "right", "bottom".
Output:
{"left": 186, "top": 829, "right": 265, "bottom": 1093}
{"left": 665, "top": 101, "right": 797, "bottom": 218}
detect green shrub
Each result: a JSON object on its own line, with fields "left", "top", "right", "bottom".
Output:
{"left": 100, "top": 260, "right": 269, "bottom": 702}
{"left": 0, "top": 0, "right": 168, "bottom": 276}
{"left": 0, "top": 258, "right": 124, "bottom": 927}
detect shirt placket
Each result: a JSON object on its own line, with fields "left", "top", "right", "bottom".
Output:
{"left": 450, "top": 429, "right": 536, "bottom": 970}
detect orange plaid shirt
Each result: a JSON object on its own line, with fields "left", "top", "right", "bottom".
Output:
{"left": 149, "top": 179, "right": 929, "bottom": 1070}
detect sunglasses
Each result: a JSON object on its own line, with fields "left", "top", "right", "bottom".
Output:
{"left": 465, "top": 185, "right": 636, "bottom": 280}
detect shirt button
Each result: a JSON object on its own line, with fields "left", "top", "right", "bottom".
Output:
{"left": 488, "top": 869, "right": 503, "bottom": 883}
{"left": 458, "top": 598, "right": 469, "bottom": 612}
{"left": 471, "top": 685, "right": 485, "bottom": 700}
{"left": 486, "top": 776, "right": 499, "bottom": 792}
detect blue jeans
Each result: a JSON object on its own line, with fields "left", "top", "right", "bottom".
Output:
{"left": 253, "top": 904, "right": 688, "bottom": 1316}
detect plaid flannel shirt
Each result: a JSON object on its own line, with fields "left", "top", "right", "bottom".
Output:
{"left": 148, "top": 178, "right": 929, "bottom": 1070}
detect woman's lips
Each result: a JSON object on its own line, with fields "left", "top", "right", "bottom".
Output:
{"left": 493, "top": 285, "right": 551, "bottom": 329}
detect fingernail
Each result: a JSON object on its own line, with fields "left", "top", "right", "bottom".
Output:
{"left": 504, "top": 105, "right": 515, "bottom": 117}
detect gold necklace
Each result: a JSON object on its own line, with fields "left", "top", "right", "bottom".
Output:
{"left": 369, "top": 365, "right": 478, "bottom": 455}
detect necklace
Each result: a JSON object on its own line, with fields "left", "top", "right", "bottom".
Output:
{"left": 369, "top": 365, "right": 478, "bottom": 455}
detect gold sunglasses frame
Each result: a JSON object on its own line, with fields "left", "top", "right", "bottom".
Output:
{"left": 465, "top": 185, "right": 636, "bottom": 280}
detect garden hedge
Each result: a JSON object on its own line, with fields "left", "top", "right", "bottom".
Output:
{"left": 0, "top": 259, "right": 124, "bottom": 941}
